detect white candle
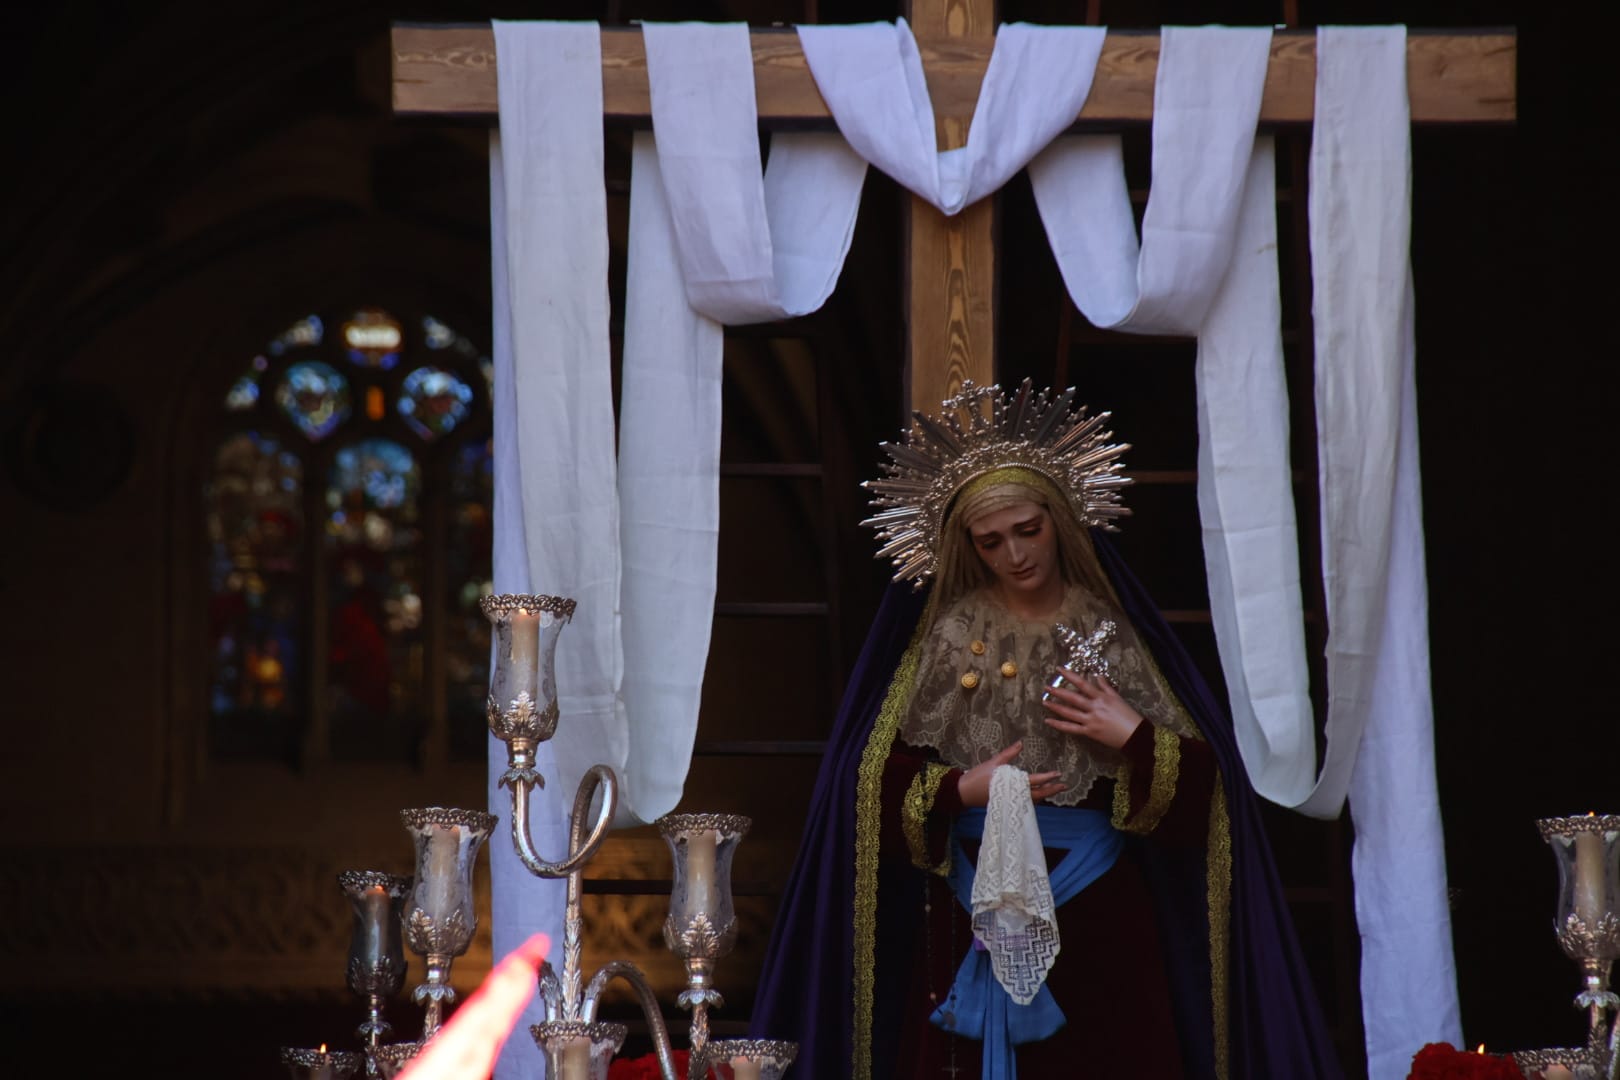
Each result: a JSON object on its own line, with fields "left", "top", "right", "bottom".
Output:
{"left": 729, "top": 1056, "right": 762, "bottom": 1080}
{"left": 424, "top": 829, "right": 460, "bottom": 920}
{"left": 557, "top": 1036, "right": 592, "bottom": 1080}
{"left": 1573, "top": 828, "right": 1607, "bottom": 927}
{"left": 1543, "top": 1066, "right": 1574, "bottom": 1080}
{"left": 508, "top": 610, "right": 540, "bottom": 703}
{"left": 686, "top": 830, "right": 718, "bottom": 917}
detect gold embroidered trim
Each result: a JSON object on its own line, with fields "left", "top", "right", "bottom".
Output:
{"left": 902, "top": 763, "right": 955, "bottom": 876}
{"left": 1110, "top": 758, "right": 1134, "bottom": 830}
{"left": 1207, "top": 779, "right": 1232, "bottom": 1080}
{"left": 1116, "top": 725, "right": 1180, "bottom": 835}
{"left": 852, "top": 596, "right": 935, "bottom": 1080}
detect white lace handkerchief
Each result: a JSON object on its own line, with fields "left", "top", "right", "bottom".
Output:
{"left": 969, "top": 765, "right": 1060, "bottom": 1004}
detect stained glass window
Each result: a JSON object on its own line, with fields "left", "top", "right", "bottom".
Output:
{"left": 326, "top": 438, "right": 424, "bottom": 760}
{"left": 447, "top": 438, "right": 494, "bottom": 762}
{"left": 205, "top": 431, "right": 305, "bottom": 760}
{"left": 277, "top": 361, "right": 351, "bottom": 441}
{"left": 399, "top": 366, "right": 474, "bottom": 441}
{"left": 206, "top": 308, "right": 492, "bottom": 767}
{"left": 225, "top": 356, "right": 270, "bottom": 412}
{"left": 268, "top": 315, "right": 323, "bottom": 356}
{"left": 342, "top": 309, "right": 404, "bottom": 370}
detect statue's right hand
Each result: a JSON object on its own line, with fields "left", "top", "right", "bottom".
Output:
{"left": 955, "top": 741, "right": 1065, "bottom": 808}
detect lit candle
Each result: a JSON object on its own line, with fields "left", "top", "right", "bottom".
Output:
{"left": 729, "top": 1055, "right": 763, "bottom": 1080}
{"left": 686, "top": 830, "right": 718, "bottom": 917}
{"left": 556, "top": 1035, "right": 592, "bottom": 1080}
{"left": 1573, "top": 818, "right": 1607, "bottom": 927}
{"left": 1543, "top": 1067, "right": 1574, "bottom": 1080}
{"left": 507, "top": 609, "right": 540, "bottom": 703}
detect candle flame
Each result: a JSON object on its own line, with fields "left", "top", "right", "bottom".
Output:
{"left": 1476, "top": 1044, "right": 1486, "bottom": 1054}
{"left": 319, "top": 1044, "right": 327, "bottom": 1054}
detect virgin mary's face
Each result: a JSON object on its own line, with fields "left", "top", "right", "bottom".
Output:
{"left": 966, "top": 501, "right": 1059, "bottom": 598}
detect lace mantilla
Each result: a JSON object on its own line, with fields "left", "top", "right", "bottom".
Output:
{"left": 901, "top": 583, "right": 1199, "bottom": 803}
{"left": 970, "top": 765, "right": 1059, "bottom": 1005}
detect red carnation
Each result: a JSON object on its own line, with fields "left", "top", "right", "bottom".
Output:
{"left": 607, "top": 1049, "right": 691, "bottom": 1080}
{"left": 1408, "top": 1041, "right": 1528, "bottom": 1080}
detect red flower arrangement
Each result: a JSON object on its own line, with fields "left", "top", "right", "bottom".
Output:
{"left": 607, "top": 1049, "right": 691, "bottom": 1080}
{"left": 1408, "top": 1042, "right": 1527, "bottom": 1080}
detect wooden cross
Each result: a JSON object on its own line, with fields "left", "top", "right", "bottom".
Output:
{"left": 389, "top": 13, "right": 1514, "bottom": 412}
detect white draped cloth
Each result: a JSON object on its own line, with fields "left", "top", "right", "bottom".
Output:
{"left": 1313, "top": 27, "right": 1462, "bottom": 1076}
{"left": 488, "top": 19, "right": 1458, "bottom": 1078}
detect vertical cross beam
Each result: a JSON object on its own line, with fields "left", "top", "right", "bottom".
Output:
{"left": 904, "top": 0, "right": 996, "bottom": 414}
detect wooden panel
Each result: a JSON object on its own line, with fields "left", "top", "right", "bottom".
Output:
{"left": 392, "top": 24, "right": 1517, "bottom": 125}
{"left": 904, "top": 0, "right": 997, "bottom": 414}
{"left": 907, "top": 198, "right": 995, "bottom": 412}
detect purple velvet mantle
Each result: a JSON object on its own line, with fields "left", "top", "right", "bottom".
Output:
{"left": 749, "top": 532, "right": 1344, "bottom": 1079}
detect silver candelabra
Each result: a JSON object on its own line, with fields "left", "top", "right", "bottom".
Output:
{"left": 481, "top": 593, "right": 797, "bottom": 1080}
{"left": 281, "top": 592, "right": 795, "bottom": 1080}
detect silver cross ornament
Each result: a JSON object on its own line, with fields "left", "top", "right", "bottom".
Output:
{"left": 1043, "top": 620, "right": 1117, "bottom": 701}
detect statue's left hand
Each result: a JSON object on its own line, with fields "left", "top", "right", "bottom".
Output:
{"left": 1042, "top": 670, "right": 1144, "bottom": 750}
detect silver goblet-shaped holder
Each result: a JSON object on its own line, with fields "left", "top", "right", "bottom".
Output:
{"left": 338, "top": 869, "right": 411, "bottom": 1071}
{"left": 400, "top": 806, "right": 497, "bottom": 1039}
{"left": 1530, "top": 815, "right": 1620, "bottom": 1079}
{"left": 481, "top": 593, "right": 797, "bottom": 1079}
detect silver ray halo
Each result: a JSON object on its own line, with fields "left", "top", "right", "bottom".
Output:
{"left": 862, "top": 379, "right": 1133, "bottom": 587}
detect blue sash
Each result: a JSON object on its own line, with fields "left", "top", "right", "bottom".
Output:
{"left": 928, "top": 806, "right": 1123, "bottom": 1080}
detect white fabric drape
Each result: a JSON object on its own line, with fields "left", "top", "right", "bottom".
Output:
{"left": 1028, "top": 27, "right": 1322, "bottom": 810}
{"left": 617, "top": 135, "right": 725, "bottom": 822}
{"left": 491, "top": 21, "right": 618, "bottom": 1080}
{"left": 641, "top": 22, "right": 867, "bottom": 323}
{"left": 489, "top": 132, "right": 567, "bottom": 1080}
{"left": 1313, "top": 27, "right": 1461, "bottom": 1076}
{"left": 797, "top": 19, "right": 1103, "bottom": 215}
{"left": 616, "top": 22, "right": 870, "bottom": 819}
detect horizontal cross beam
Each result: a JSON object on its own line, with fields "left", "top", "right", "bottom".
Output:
{"left": 392, "top": 23, "right": 1515, "bottom": 125}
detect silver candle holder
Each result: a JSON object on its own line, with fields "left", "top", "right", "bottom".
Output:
{"left": 370, "top": 1042, "right": 421, "bottom": 1079}
{"left": 338, "top": 870, "right": 411, "bottom": 1071}
{"left": 1511, "top": 1040, "right": 1605, "bottom": 1080}
{"left": 280, "top": 1046, "right": 365, "bottom": 1080}
{"left": 691, "top": 1038, "right": 799, "bottom": 1080}
{"left": 480, "top": 593, "right": 796, "bottom": 1079}
{"left": 531, "top": 1019, "right": 628, "bottom": 1080}
{"left": 1531, "top": 815, "right": 1620, "bottom": 1078}
{"left": 401, "top": 806, "right": 497, "bottom": 1038}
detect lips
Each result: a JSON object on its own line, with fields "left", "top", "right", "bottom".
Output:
{"left": 1011, "top": 565, "right": 1039, "bottom": 579}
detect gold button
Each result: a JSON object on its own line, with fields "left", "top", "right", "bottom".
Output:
{"left": 969, "top": 640, "right": 986, "bottom": 656}
{"left": 960, "top": 672, "right": 980, "bottom": 690}
{"left": 1000, "top": 661, "right": 1018, "bottom": 678}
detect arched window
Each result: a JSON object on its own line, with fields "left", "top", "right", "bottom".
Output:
{"left": 204, "top": 309, "right": 493, "bottom": 766}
